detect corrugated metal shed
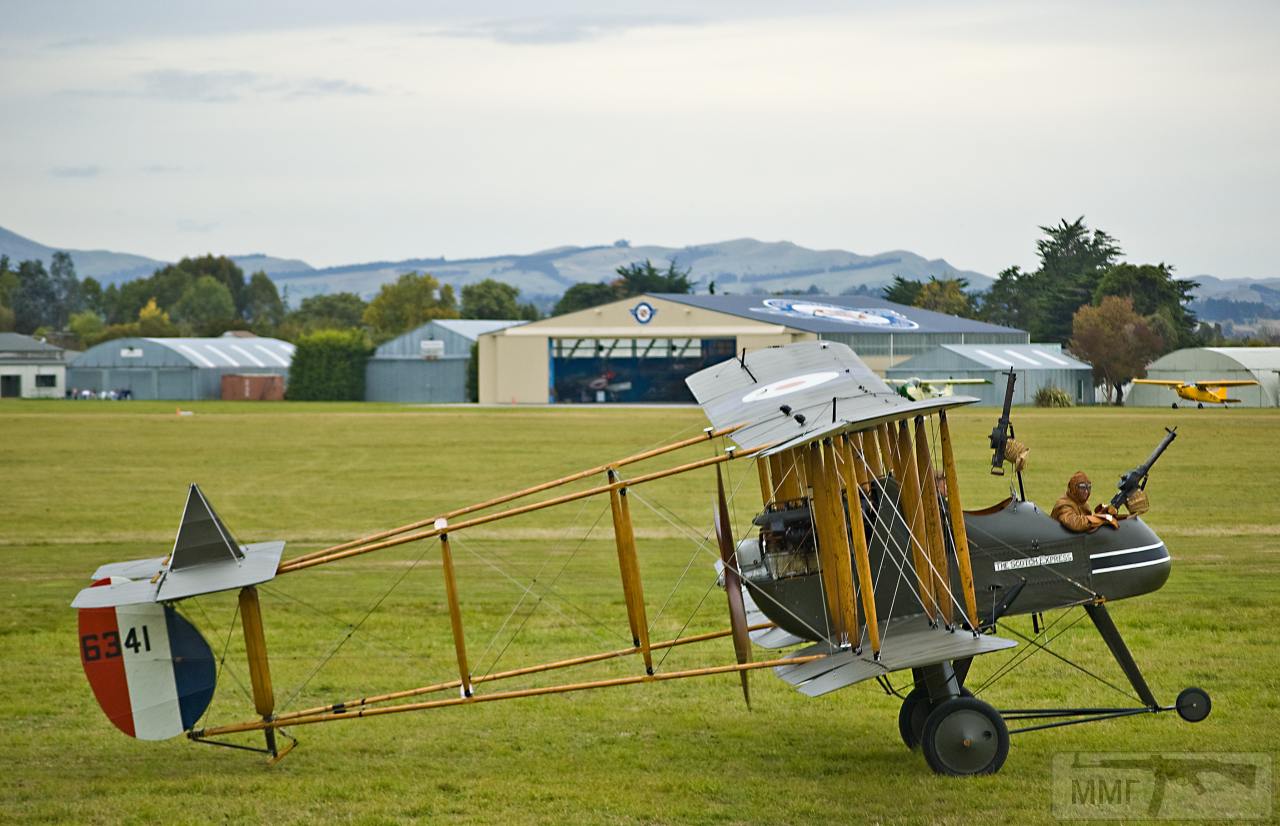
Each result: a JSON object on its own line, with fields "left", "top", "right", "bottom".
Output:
{"left": 366, "top": 319, "right": 524, "bottom": 403}
{"left": 68, "top": 336, "right": 294, "bottom": 400}
{"left": 0, "top": 333, "right": 68, "bottom": 398}
{"left": 1127, "top": 347, "right": 1280, "bottom": 407}
{"left": 886, "top": 343, "right": 1095, "bottom": 406}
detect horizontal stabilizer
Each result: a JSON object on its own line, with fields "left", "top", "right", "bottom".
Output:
{"left": 773, "top": 617, "right": 1016, "bottom": 697}
{"left": 72, "top": 542, "right": 285, "bottom": 608}
{"left": 93, "top": 556, "right": 169, "bottom": 581}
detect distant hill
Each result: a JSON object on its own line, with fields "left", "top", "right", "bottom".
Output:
{"left": 265, "top": 238, "right": 995, "bottom": 302}
{"left": 0, "top": 226, "right": 993, "bottom": 300}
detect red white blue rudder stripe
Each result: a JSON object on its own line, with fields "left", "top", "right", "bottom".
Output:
{"left": 78, "top": 580, "right": 216, "bottom": 740}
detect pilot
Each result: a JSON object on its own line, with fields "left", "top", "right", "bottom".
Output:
{"left": 1051, "top": 471, "right": 1149, "bottom": 532}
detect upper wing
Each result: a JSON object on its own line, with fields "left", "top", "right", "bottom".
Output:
{"left": 1132, "top": 380, "right": 1186, "bottom": 386}
{"left": 1194, "top": 380, "right": 1258, "bottom": 388}
{"left": 685, "top": 341, "right": 979, "bottom": 452}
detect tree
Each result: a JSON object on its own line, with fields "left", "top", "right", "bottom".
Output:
{"left": 79, "top": 277, "right": 104, "bottom": 316}
{"left": 363, "top": 272, "right": 458, "bottom": 341}
{"left": 461, "top": 279, "right": 521, "bottom": 319}
{"left": 244, "top": 271, "right": 285, "bottom": 330}
{"left": 286, "top": 329, "right": 373, "bottom": 400}
{"left": 0, "top": 305, "right": 13, "bottom": 332}
{"left": 882, "top": 275, "right": 923, "bottom": 306}
{"left": 914, "top": 277, "right": 977, "bottom": 318}
{"left": 173, "top": 275, "right": 237, "bottom": 334}
{"left": 613, "top": 259, "right": 693, "bottom": 295}
{"left": 553, "top": 282, "right": 617, "bottom": 315}
{"left": 1093, "top": 262, "right": 1199, "bottom": 351}
{"left": 1031, "top": 217, "right": 1122, "bottom": 342}
{"left": 0, "top": 257, "right": 18, "bottom": 311}
{"left": 288, "top": 292, "right": 367, "bottom": 332}
{"left": 49, "top": 251, "right": 81, "bottom": 327}
{"left": 980, "top": 266, "right": 1038, "bottom": 330}
{"left": 137, "top": 298, "right": 179, "bottom": 336}
{"left": 69, "top": 309, "right": 105, "bottom": 348}
{"left": 11, "top": 260, "right": 58, "bottom": 334}
{"left": 1069, "top": 296, "right": 1164, "bottom": 405}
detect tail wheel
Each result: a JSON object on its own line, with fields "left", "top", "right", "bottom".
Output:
{"left": 921, "top": 696, "right": 1009, "bottom": 776}
{"left": 898, "top": 685, "right": 972, "bottom": 750}
{"left": 1176, "top": 687, "right": 1211, "bottom": 723}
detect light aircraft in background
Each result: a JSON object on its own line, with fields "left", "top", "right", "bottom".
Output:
{"left": 72, "top": 342, "right": 1210, "bottom": 776}
{"left": 887, "top": 376, "right": 989, "bottom": 401}
{"left": 1132, "top": 378, "right": 1258, "bottom": 408}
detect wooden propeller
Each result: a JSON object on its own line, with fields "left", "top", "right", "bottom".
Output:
{"left": 715, "top": 464, "right": 753, "bottom": 709}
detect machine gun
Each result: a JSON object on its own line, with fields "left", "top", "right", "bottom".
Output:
{"left": 988, "top": 368, "right": 1024, "bottom": 499}
{"left": 1110, "top": 427, "right": 1177, "bottom": 510}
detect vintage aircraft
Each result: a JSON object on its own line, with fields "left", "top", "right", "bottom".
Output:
{"left": 1133, "top": 377, "right": 1258, "bottom": 408}
{"left": 887, "top": 376, "right": 989, "bottom": 401}
{"left": 72, "top": 341, "right": 1210, "bottom": 776}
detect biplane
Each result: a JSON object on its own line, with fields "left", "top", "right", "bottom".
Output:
{"left": 1132, "top": 377, "right": 1258, "bottom": 408}
{"left": 887, "top": 376, "right": 990, "bottom": 401}
{"left": 72, "top": 341, "right": 1211, "bottom": 776}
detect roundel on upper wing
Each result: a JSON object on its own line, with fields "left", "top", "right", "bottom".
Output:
{"left": 741, "top": 371, "right": 840, "bottom": 403}
{"left": 78, "top": 578, "right": 216, "bottom": 740}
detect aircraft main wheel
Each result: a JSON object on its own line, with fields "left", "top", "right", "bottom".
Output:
{"left": 1176, "top": 687, "right": 1212, "bottom": 723}
{"left": 1171, "top": 403, "right": 1179, "bottom": 409}
{"left": 898, "top": 686, "right": 973, "bottom": 751}
{"left": 921, "top": 697, "right": 1009, "bottom": 776}
{"left": 1198, "top": 403, "right": 1205, "bottom": 409}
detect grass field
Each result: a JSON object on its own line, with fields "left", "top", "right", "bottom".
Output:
{"left": 2, "top": 400, "right": 1277, "bottom": 824}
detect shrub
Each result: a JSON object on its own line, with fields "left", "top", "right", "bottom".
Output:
{"left": 1034, "top": 385, "right": 1073, "bottom": 407}
{"left": 286, "top": 329, "right": 373, "bottom": 401}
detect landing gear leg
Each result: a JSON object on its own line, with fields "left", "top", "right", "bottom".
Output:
{"left": 898, "top": 662, "right": 972, "bottom": 750}
{"left": 1084, "top": 602, "right": 1158, "bottom": 708}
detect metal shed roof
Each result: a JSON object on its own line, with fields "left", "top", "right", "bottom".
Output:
{"left": 1202, "top": 347, "right": 1280, "bottom": 371}
{"left": 373, "top": 319, "right": 524, "bottom": 359}
{"left": 71, "top": 337, "right": 294, "bottom": 370}
{"left": 0, "top": 332, "right": 65, "bottom": 361}
{"left": 653, "top": 293, "right": 1026, "bottom": 336}
{"left": 928, "top": 344, "right": 1090, "bottom": 370}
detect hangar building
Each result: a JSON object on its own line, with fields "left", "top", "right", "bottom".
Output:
{"left": 0, "top": 332, "right": 68, "bottom": 398}
{"left": 886, "top": 343, "right": 1095, "bottom": 406}
{"left": 69, "top": 335, "right": 295, "bottom": 400}
{"left": 1127, "top": 347, "right": 1280, "bottom": 407}
{"left": 366, "top": 319, "right": 523, "bottom": 403}
{"left": 478, "top": 293, "right": 1027, "bottom": 404}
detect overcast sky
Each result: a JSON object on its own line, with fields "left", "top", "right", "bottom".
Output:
{"left": 2, "top": 1, "right": 1277, "bottom": 278}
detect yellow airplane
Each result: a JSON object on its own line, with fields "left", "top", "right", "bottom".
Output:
{"left": 1133, "top": 378, "right": 1258, "bottom": 408}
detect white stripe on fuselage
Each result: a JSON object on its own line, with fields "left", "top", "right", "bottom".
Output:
{"left": 116, "top": 603, "right": 183, "bottom": 741}
{"left": 1093, "top": 555, "right": 1171, "bottom": 574}
{"left": 1089, "top": 542, "right": 1164, "bottom": 560}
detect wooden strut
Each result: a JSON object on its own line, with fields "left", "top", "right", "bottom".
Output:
{"left": 938, "top": 411, "right": 980, "bottom": 630}
{"left": 776, "top": 449, "right": 804, "bottom": 505}
{"left": 913, "top": 416, "right": 954, "bottom": 628}
{"left": 843, "top": 438, "right": 881, "bottom": 656}
{"left": 283, "top": 424, "right": 744, "bottom": 569}
{"left": 238, "top": 585, "right": 278, "bottom": 756}
{"left": 755, "top": 458, "right": 773, "bottom": 509}
{"left": 877, "top": 423, "right": 898, "bottom": 479}
{"left": 438, "top": 529, "right": 471, "bottom": 696}
{"left": 766, "top": 453, "right": 785, "bottom": 508}
{"left": 264, "top": 624, "right": 774, "bottom": 726}
{"left": 278, "top": 445, "right": 771, "bottom": 574}
{"left": 192, "top": 653, "right": 829, "bottom": 737}
{"left": 805, "top": 441, "right": 857, "bottom": 646}
{"left": 608, "top": 470, "right": 652, "bottom": 674}
{"left": 895, "top": 420, "right": 937, "bottom": 622}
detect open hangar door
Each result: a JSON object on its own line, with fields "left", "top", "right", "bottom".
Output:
{"left": 551, "top": 337, "right": 737, "bottom": 403}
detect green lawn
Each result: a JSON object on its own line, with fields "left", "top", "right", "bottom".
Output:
{"left": 1, "top": 400, "right": 1277, "bottom": 824}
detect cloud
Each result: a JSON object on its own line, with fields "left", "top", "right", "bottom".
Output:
{"left": 66, "top": 69, "right": 374, "bottom": 103}
{"left": 431, "top": 14, "right": 699, "bottom": 45}
{"left": 176, "top": 218, "right": 218, "bottom": 233}
{"left": 49, "top": 165, "right": 102, "bottom": 178}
